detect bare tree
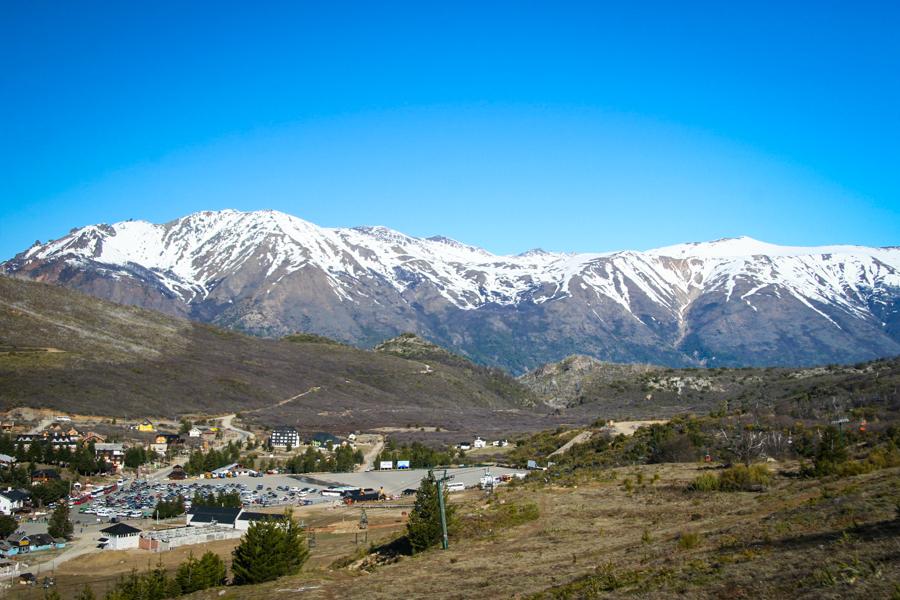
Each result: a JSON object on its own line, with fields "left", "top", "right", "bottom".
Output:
{"left": 717, "top": 425, "right": 768, "bottom": 466}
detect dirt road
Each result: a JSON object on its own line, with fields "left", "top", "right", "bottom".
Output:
{"left": 356, "top": 435, "right": 385, "bottom": 472}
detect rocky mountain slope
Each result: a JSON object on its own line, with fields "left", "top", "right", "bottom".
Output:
{"left": 0, "top": 276, "right": 539, "bottom": 432}
{"left": 519, "top": 353, "right": 900, "bottom": 420}
{"left": 3, "top": 209, "right": 899, "bottom": 372}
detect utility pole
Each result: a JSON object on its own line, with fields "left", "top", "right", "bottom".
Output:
{"left": 430, "top": 469, "right": 452, "bottom": 550}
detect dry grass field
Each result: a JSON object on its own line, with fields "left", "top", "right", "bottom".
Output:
{"left": 6, "top": 462, "right": 899, "bottom": 598}
{"left": 147, "top": 462, "right": 900, "bottom": 600}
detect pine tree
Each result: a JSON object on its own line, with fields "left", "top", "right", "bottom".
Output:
{"left": 175, "top": 552, "right": 202, "bottom": 594}
{"left": 231, "top": 511, "right": 307, "bottom": 585}
{"left": 197, "top": 550, "right": 227, "bottom": 588}
{"left": 48, "top": 501, "right": 73, "bottom": 539}
{"left": 406, "top": 471, "right": 454, "bottom": 553}
{"left": 232, "top": 520, "right": 282, "bottom": 584}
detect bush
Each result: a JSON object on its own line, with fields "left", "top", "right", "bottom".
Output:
{"left": 677, "top": 531, "right": 702, "bottom": 550}
{"left": 455, "top": 500, "right": 539, "bottom": 539}
{"left": 718, "top": 464, "right": 771, "bottom": 491}
{"left": 688, "top": 472, "right": 720, "bottom": 492}
{"left": 689, "top": 464, "right": 770, "bottom": 492}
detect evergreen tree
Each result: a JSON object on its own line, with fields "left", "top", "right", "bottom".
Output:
{"left": 231, "top": 511, "right": 307, "bottom": 585}
{"left": 406, "top": 471, "right": 454, "bottom": 553}
{"left": 175, "top": 552, "right": 203, "bottom": 594}
{"left": 48, "top": 501, "right": 73, "bottom": 539}
{"left": 197, "top": 551, "right": 227, "bottom": 588}
{"left": 0, "top": 515, "right": 16, "bottom": 538}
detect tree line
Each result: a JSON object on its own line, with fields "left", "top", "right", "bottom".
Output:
{"left": 183, "top": 441, "right": 241, "bottom": 475}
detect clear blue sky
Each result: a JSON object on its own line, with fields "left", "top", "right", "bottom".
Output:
{"left": 1, "top": 1, "right": 898, "bottom": 259}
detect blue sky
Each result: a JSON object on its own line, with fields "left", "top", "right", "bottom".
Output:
{"left": 1, "top": 1, "right": 898, "bottom": 259}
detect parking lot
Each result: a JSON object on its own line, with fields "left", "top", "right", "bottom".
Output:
{"left": 52, "top": 465, "right": 527, "bottom": 533}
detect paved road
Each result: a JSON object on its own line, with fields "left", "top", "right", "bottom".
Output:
{"left": 215, "top": 413, "right": 254, "bottom": 443}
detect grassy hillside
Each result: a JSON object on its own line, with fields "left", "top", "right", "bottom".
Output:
{"left": 0, "top": 276, "right": 539, "bottom": 431}
{"left": 521, "top": 354, "right": 900, "bottom": 421}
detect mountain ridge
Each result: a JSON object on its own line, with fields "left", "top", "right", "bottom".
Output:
{"left": 3, "top": 209, "right": 899, "bottom": 372}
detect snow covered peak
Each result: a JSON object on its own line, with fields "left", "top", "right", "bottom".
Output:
{"left": 648, "top": 236, "right": 896, "bottom": 261}
{"left": 7, "top": 209, "right": 899, "bottom": 322}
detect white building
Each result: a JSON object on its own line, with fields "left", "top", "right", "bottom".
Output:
{"left": 269, "top": 426, "right": 300, "bottom": 449}
{"left": 473, "top": 437, "right": 487, "bottom": 449}
{"left": 99, "top": 523, "right": 142, "bottom": 550}
{"left": 188, "top": 426, "right": 202, "bottom": 438}
{"left": 0, "top": 489, "right": 29, "bottom": 515}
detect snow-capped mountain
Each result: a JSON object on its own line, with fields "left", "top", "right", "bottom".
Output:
{"left": 4, "top": 209, "right": 899, "bottom": 372}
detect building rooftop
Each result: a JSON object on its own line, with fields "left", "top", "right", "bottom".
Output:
{"left": 100, "top": 523, "right": 142, "bottom": 536}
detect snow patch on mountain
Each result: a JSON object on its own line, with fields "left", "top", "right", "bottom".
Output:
{"left": 9, "top": 211, "right": 900, "bottom": 326}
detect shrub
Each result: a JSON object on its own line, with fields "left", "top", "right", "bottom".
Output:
{"left": 689, "top": 472, "right": 720, "bottom": 492}
{"left": 718, "top": 464, "right": 771, "bottom": 491}
{"left": 677, "top": 531, "right": 702, "bottom": 550}
{"left": 689, "top": 464, "right": 771, "bottom": 492}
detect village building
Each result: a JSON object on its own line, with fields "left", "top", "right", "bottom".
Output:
{"left": 269, "top": 426, "right": 300, "bottom": 449}
{"left": 188, "top": 426, "right": 203, "bottom": 438}
{"left": 473, "top": 437, "right": 487, "bottom": 448}
{"left": 0, "top": 454, "right": 15, "bottom": 468}
{"left": 186, "top": 506, "right": 242, "bottom": 529}
{"left": 94, "top": 443, "right": 126, "bottom": 469}
{"left": 168, "top": 465, "right": 187, "bottom": 480}
{"left": 139, "top": 522, "right": 241, "bottom": 551}
{"left": 309, "top": 432, "right": 339, "bottom": 447}
{"left": 30, "top": 469, "right": 60, "bottom": 485}
{"left": 0, "top": 489, "right": 30, "bottom": 515}
{"left": 0, "top": 558, "right": 20, "bottom": 580}
{"left": 0, "top": 532, "right": 65, "bottom": 557}
{"left": 81, "top": 431, "right": 106, "bottom": 444}
{"left": 99, "top": 523, "right": 142, "bottom": 550}
{"left": 135, "top": 419, "right": 155, "bottom": 433}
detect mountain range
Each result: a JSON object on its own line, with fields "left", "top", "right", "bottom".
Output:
{"left": 3, "top": 209, "right": 899, "bottom": 373}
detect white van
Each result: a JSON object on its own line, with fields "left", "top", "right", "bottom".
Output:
{"left": 445, "top": 482, "right": 465, "bottom": 493}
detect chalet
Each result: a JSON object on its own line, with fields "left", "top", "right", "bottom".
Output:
{"left": 269, "top": 426, "right": 300, "bottom": 449}
{"left": 168, "top": 465, "right": 187, "bottom": 480}
{"left": 150, "top": 433, "right": 181, "bottom": 454}
{"left": 0, "top": 489, "right": 30, "bottom": 515}
{"left": 0, "top": 421, "right": 14, "bottom": 432}
{"left": 30, "top": 469, "right": 60, "bottom": 485}
{"left": 473, "top": 437, "right": 487, "bottom": 449}
{"left": 94, "top": 443, "right": 125, "bottom": 469}
{"left": 155, "top": 433, "right": 181, "bottom": 445}
{"left": 81, "top": 432, "right": 106, "bottom": 444}
{"left": 99, "top": 523, "right": 142, "bottom": 550}
{"left": 15, "top": 433, "right": 77, "bottom": 451}
{"left": 135, "top": 419, "right": 155, "bottom": 432}
{"left": 188, "top": 426, "right": 202, "bottom": 438}
{"left": 186, "top": 506, "right": 242, "bottom": 529}
{"left": 48, "top": 423, "right": 80, "bottom": 438}
{"left": 457, "top": 442, "right": 471, "bottom": 451}
{"left": 309, "top": 432, "right": 339, "bottom": 448}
